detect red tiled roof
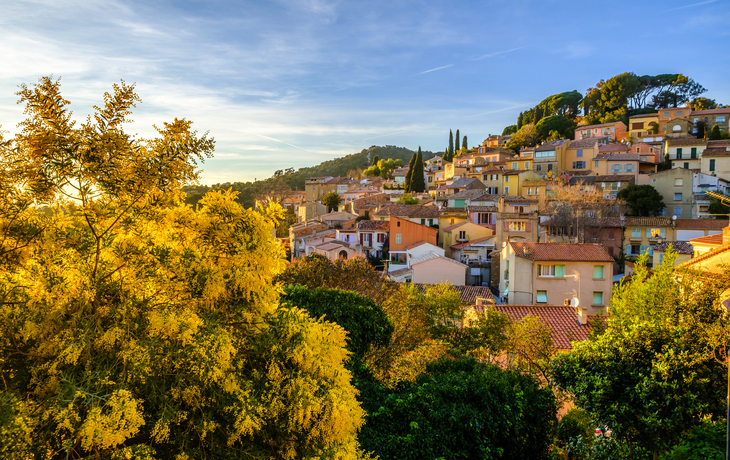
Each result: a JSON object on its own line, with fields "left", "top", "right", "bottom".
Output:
{"left": 624, "top": 216, "right": 672, "bottom": 227}
{"left": 691, "top": 108, "right": 730, "bottom": 115}
{"left": 708, "top": 140, "right": 730, "bottom": 148}
{"left": 450, "top": 235, "right": 495, "bottom": 250}
{"left": 510, "top": 242, "right": 614, "bottom": 262}
{"left": 441, "top": 222, "right": 468, "bottom": 232}
{"left": 373, "top": 204, "right": 441, "bottom": 218}
{"left": 689, "top": 234, "right": 724, "bottom": 245}
{"left": 567, "top": 139, "right": 600, "bottom": 149}
{"left": 439, "top": 207, "right": 468, "bottom": 214}
{"left": 667, "top": 137, "right": 706, "bottom": 147}
{"left": 598, "top": 143, "right": 629, "bottom": 153}
{"left": 467, "top": 205, "right": 499, "bottom": 212}
{"left": 629, "top": 113, "right": 658, "bottom": 118}
{"left": 492, "top": 305, "right": 594, "bottom": 349}
{"left": 681, "top": 245, "right": 730, "bottom": 268}
{"left": 675, "top": 219, "right": 728, "bottom": 230}
{"left": 700, "top": 148, "right": 730, "bottom": 158}
{"left": 414, "top": 283, "right": 495, "bottom": 304}
{"left": 594, "top": 175, "right": 635, "bottom": 182}
{"left": 503, "top": 196, "right": 539, "bottom": 203}
{"left": 405, "top": 240, "right": 431, "bottom": 250}
{"left": 594, "top": 153, "right": 641, "bottom": 161}
{"left": 578, "top": 121, "right": 623, "bottom": 129}
{"left": 357, "top": 220, "right": 390, "bottom": 231}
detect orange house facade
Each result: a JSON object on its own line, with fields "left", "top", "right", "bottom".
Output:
{"left": 388, "top": 216, "right": 438, "bottom": 266}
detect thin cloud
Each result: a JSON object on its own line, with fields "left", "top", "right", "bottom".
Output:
{"left": 472, "top": 46, "right": 526, "bottom": 61}
{"left": 416, "top": 64, "right": 453, "bottom": 75}
{"left": 253, "top": 133, "right": 316, "bottom": 154}
{"left": 666, "top": 0, "right": 718, "bottom": 11}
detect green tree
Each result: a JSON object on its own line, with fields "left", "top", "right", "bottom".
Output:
{"left": 322, "top": 190, "right": 342, "bottom": 211}
{"left": 462, "top": 135, "right": 468, "bottom": 150}
{"left": 371, "top": 154, "right": 379, "bottom": 166}
{"left": 0, "top": 77, "right": 365, "bottom": 459}
{"left": 404, "top": 152, "right": 417, "bottom": 193}
{"left": 708, "top": 124, "right": 722, "bottom": 140}
{"left": 503, "top": 125, "right": 518, "bottom": 135}
{"left": 455, "top": 129, "right": 460, "bottom": 151}
{"left": 660, "top": 418, "right": 726, "bottom": 460}
{"left": 690, "top": 97, "right": 718, "bottom": 111}
{"left": 410, "top": 147, "right": 426, "bottom": 193}
{"left": 552, "top": 252, "right": 730, "bottom": 460}
{"left": 535, "top": 115, "right": 576, "bottom": 140}
{"left": 708, "top": 193, "right": 730, "bottom": 219}
{"left": 360, "top": 358, "right": 557, "bottom": 460}
{"left": 617, "top": 184, "right": 666, "bottom": 216}
{"left": 505, "top": 123, "right": 540, "bottom": 153}
{"left": 396, "top": 193, "right": 419, "bottom": 205}
{"left": 448, "top": 130, "right": 454, "bottom": 157}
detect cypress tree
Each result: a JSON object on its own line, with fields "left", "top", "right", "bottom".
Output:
{"left": 455, "top": 129, "right": 461, "bottom": 151}
{"left": 449, "top": 130, "right": 454, "bottom": 157}
{"left": 404, "top": 152, "right": 417, "bottom": 192}
{"left": 411, "top": 147, "right": 426, "bottom": 193}
{"left": 462, "top": 135, "right": 468, "bottom": 151}
{"left": 709, "top": 124, "right": 722, "bottom": 140}
{"left": 517, "top": 112, "right": 524, "bottom": 129}
{"left": 443, "top": 148, "right": 450, "bottom": 162}
{"left": 371, "top": 155, "right": 379, "bottom": 166}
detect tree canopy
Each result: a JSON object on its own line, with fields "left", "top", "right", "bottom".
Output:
{"left": 0, "top": 77, "right": 366, "bottom": 459}
{"left": 322, "top": 191, "right": 342, "bottom": 211}
{"left": 617, "top": 184, "right": 666, "bottom": 216}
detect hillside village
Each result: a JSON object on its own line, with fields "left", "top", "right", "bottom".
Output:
{"left": 283, "top": 106, "right": 730, "bottom": 337}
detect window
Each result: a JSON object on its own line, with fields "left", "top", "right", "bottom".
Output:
{"left": 395, "top": 233, "right": 401, "bottom": 244}
{"left": 421, "top": 218, "right": 425, "bottom": 225}
{"left": 458, "top": 230, "right": 466, "bottom": 240}
{"left": 676, "top": 148, "right": 682, "bottom": 159}
{"left": 646, "top": 228, "right": 666, "bottom": 239}
{"left": 710, "top": 159, "right": 716, "bottom": 171}
{"left": 674, "top": 178, "right": 683, "bottom": 186}
{"left": 631, "top": 244, "right": 641, "bottom": 254}
{"left": 428, "top": 176, "right": 433, "bottom": 183}
{"left": 512, "top": 162, "right": 518, "bottom": 169}
{"left": 504, "top": 176, "right": 510, "bottom": 182}
{"left": 593, "top": 291, "right": 604, "bottom": 306}
{"left": 674, "top": 192, "right": 682, "bottom": 201}
{"left": 536, "top": 164, "right": 542, "bottom": 171}
{"left": 664, "top": 112, "right": 669, "bottom": 118}
{"left": 527, "top": 187, "right": 532, "bottom": 195}
{"left": 504, "top": 186, "right": 509, "bottom": 194}
{"left": 536, "top": 290, "right": 548, "bottom": 303}
{"left": 673, "top": 207, "right": 682, "bottom": 217}
{"left": 595, "top": 160, "right": 599, "bottom": 167}
{"left": 691, "top": 147, "right": 697, "bottom": 159}
{"left": 612, "top": 164, "right": 622, "bottom": 173}
{"left": 397, "top": 221, "right": 401, "bottom": 227}
{"left": 548, "top": 164, "right": 553, "bottom": 171}
{"left": 509, "top": 221, "right": 525, "bottom": 231}
{"left": 718, "top": 116, "right": 726, "bottom": 123}
{"left": 577, "top": 149, "right": 583, "bottom": 157}
{"left": 631, "top": 228, "right": 641, "bottom": 238}
{"left": 573, "top": 161, "right": 586, "bottom": 169}
{"left": 594, "top": 265, "right": 605, "bottom": 280}
{"left": 624, "top": 164, "right": 635, "bottom": 173}
{"left": 538, "top": 264, "right": 565, "bottom": 277}
{"left": 536, "top": 150, "right": 555, "bottom": 158}
{"left": 683, "top": 163, "right": 689, "bottom": 169}
{"left": 525, "top": 161, "right": 530, "bottom": 169}
{"left": 677, "top": 110, "right": 682, "bottom": 116}
{"left": 483, "top": 174, "right": 488, "bottom": 181}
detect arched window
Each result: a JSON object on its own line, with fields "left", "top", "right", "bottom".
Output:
{"left": 672, "top": 125, "right": 681, "bottom": 132}
{"left": 338, "top": 250, "right": 348, "bottom": 260}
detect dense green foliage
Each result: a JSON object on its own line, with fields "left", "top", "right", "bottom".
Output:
{"left": 408, "top": 147, "right": 425, "bottom": 193}
{"left": 280, "top": 285, "right": 394, "bottom": 367}
{"left": 659, "top": 418, "right": 726, "bottom": 460}
{"left": 322, "top": 191, "right": 342, "bottom": 212}
{"left": 360, "top": 358, "right": 557, "bottom": 460}
{"left": 617, "top": 184, "right": 666, "bottom": 216}
{"left": 535, "top": 115, "right": 577, "bottom": 140}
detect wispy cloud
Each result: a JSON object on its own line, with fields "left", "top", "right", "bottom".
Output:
{"left": 416, "top": 64, "right": 453, "bottom": 75}
{"left": 253, "top": 133, "right": 316, "bottom": 154}
{"left": 472, "top": 47, "right": 526, "bottom": 61}
{"left": 666, "top": 0, "right": 718, "bottom": 11}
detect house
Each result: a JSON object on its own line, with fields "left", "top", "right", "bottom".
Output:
{"left": 598, "top": 143, "right": 629, "bottom": 155}
{"left": 356, "top": 220, "right": 389, "bottom": 259}
{"left": 296, "top": 201, "right": 328, "bottom": 222}
{"left": 388, "top": 217, "right": 438, "bottom": 267}
{"left": 593, "top": 154, "right": 656, "bottom": 184}
{"left": 658, "top": 106, "right": 691, "bottom": 134}
{"left": 520, "top": 180, "right": 548, "bottom": 207}
{"left": 475, "top": 169, "right": 504, "bottom": 195}
{"left": 445, "top": 177, "right": 486, "bottom": 195}
{"left": 392, "top": 167, "right": 411, "bottom": 186}
{"left": 353, "top": 193, "right": 390, "bottom": 216}
{"left": 700, "top": 141, "right": 730, "bottom": 182}
{"left": 388, "top": 240, "right": 467, "bottom": 286}
{"left": 503, "top": 170, "right": 541, "bottom": 196}
{"left": 665, "top": 137, "right": 706, "bottom": 170}
{"left": 623, "top": 217, "right": 675, "bottom": 262}
{"left": 439, "top": 207, "right": 469, "bottom": 228}
{"left": 450, "top": 236, "right": 496, "bottom": 286}
{"left": 691, "top": 108, "right": 730, "bottom": 135}
{"left": 414, "top": 283, "right": 496, "bottom": 305}
{"left": 373, "top": 203, "right": 441, "bottom": 227}
{"left": 305, "top": 176, "right": 339, "bottom": 202}
{"left": 533, "top": 140, "right": 570, "bottom": 177}
{"left": 491, "top": 305, "right": 595, "bottom": 350}
{"left": 342, "top": 187, "right": 381, "bottom": 203}
{"left": 689, "top": 233, "right": 724, "bottom": 257}
{"left": 563, "top": 138, "right": 603, "bottom": 174}
{"left": 443, "top": 163, "right": 468, "bottom": 181}
{"left": 540, "top": 216, "right": 624, "bottom": 264}
{"left": 439, "top": 221, "right": 494, "bottom": 257}
{"left": 280, "top": 191, "right": 306, "bottom": 209}
{"left": 467, "top": 205, "right": 498, "bottom": 226}
{"left": 680, "top": 225, "right": 730, "bottom": 277}
{"left": 628, "top": 113, "right": 659, "bottom": 142}
{"left": 447, "top": 189, "right": 498, "bottom": 208}
{"left": 674, "top": 219, "right": 728, "bottom": 241}
{"left": 289, "top": 220, "right": 332, "bottom": 261}
{"left": 499, "top": 242, "right": 614, "bottom": 314}
{"left": 312, "top": 240, "right": 361, "bottom": 261}
{"left": 595, "top": 174, "right": 635, "bottom": 199}
{"left": 628, "top": 142, "right": 663, "bottom": 163}
{"left": 318, "top": 211, "right": 358, "bottom": 228}
{"left": 512, "top": 150, "right": 533, "bottom": 171}
{"left": 651, "top": 241, "right": 693, "bottom": 267}
{"left": 495, "top": 196, "right": 540, "bottom": 244}
{"left": 649, "top": 168, "right": 729, "bottom": 219}
{"left": 575, "top": 121, "right": 628, "bottom": 142}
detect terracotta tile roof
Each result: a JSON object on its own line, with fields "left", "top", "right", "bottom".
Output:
{"left": 503, "top": 196, "right": 539, "bottom": 204}
{"left": 652, "top": 241, "right": 693, "bottom": 254}
{"left": 629, "top": 113, "right": 658, "bottom": 118}
{"left": 568, "top": 176, "right": 597, "bottom": 186}
{"left": 373, "top": 204, "right": 441, "bottom": 218}
{"left": 510, "top": 242, "right": 614, "bottom": 262}
{"left": 439, "top": 207, "right": 468, "bottom": 214}
{"left": 414, "top": 283, "right": 495, "bottom": 304}
{"left": 691, "top": 108, "right": 730, "bottom": 115}
{"left": 441, "top": 222, "right": 468, "bottom": 232}
{"left": 319, "top": 211, "right": 358, "bottom": 220}
{"left": 291, "top": 222, "right": 329, "bottom": 237}
{"left": 536, "top": 140, "right": 569, "bottom": 151}
{"left": 539, "top": 217, "right": 623, "bottom": 228}
{"left": 503, "top": 169, "right": 529, "bottom": 176}
{"left": 451, "top": 189, "right": 492, "bottom": 200}
{"left": 675, "top": 219, "right": 728, "bottom": 230}
{"left": 405, "top": 240, "right": 431, "bottom": 250}
{"left": 708, "top": 140, "right": 730, "bottom": 148}
{"left": 567, "top": 139, "right": 600, "bottom": 149}
{"left": 624, "top": 216, "right": 672, "bottom": 227}
{"left": 689, "top": 233, "right": 724, "bottom": 246}
{"left": 448, "top": 177, "right": 485, "bottom": 189}
{"left": 410, "top": 252, "right": 467, "bottom": 267}
{"left": 595, "top": 174, "right": 635, "bottom": 182}
{"left": 598, "top": 143, "right": 629, "bottom": 153}
{"left": 700, "top": 148, "right": 730, "bottom": 157}
{"left": 578, "top": 121, "right": 624, "bottom": 129}
{"left": 450, "top": 235, "right": 495, "bottom": 249}
{"left": 667, "top": 137, "right": 707, "bottom": 147}
{"left": 681, "top": 245, "right": 730, "bottom": 268}
{"left": 390, "top": 267, "right": 413, "bottom": 277}
{"left": 594, "top": 153, "right": 642, "bottom": 161}
{"left": 357, "top": 220, "right": 389, "bottom": 231}
{"left": 492, "top": 305, "right": 594, "bottom": 349}
{"left": 467, "top": 205, "right": 499, "bottom": 212}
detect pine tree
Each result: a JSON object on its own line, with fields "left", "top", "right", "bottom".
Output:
{"left": 449, "top": 130, "right": 454, "bottom": 157}
{"left": 455, "top": 129, "right": 461, "bottom": 151}
{"left": 709, "top": 124, "right": 722, "bottom": 140}
{"left": 462, "top": 135, "right": 468, "bottom": 151}
{"left": 517, "top": 111, "right": 524, "bottom": 129}
{"left": 404, "top": 152, "right": 417, "bottom": 193}
{"left": 411, "top": 147, "right": 426, "bottom": 193}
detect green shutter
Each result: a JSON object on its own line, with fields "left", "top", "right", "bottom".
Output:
{"left": 593, "top": 292, "right": 603, "bottom": 305}
{"left": 594, "top": 265, "right": 604, "bottom": 279}
{"left": 537, "top": 264, "right": 541, "bottom": 277}
{"left": 454, "top": 199, "right": 465, "bottom": 208}
{"left": 646, "top": 228, "right": 651, "bottom": 238}
{"left": 537, "top": 291, "right": 547, "bottom": 303}
{"left": 660, "top": 228, "right": 666, "bottom": 238}
{"left": 555, "top": 265, "right": 565, "bottom": 278}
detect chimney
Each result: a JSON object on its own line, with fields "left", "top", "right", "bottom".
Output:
{"left": 576, "top": 306, "right": 589, "bottom": 325}
{"left": 723, "top": 225, "right": 730, "bottom": 246}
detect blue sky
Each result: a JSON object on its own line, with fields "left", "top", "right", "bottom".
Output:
{"left": 1, "top": 0, "right": 729, "bottom": 184}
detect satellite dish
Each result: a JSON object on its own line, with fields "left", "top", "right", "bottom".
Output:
{"left": 672, "top": 215, "right": 677, "bottom": 221}
{"left": 571, "top": 297, "right": 580, "bottom": 308}
{"left": 502, "top": 241, "right": 507, "bottom": 248}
